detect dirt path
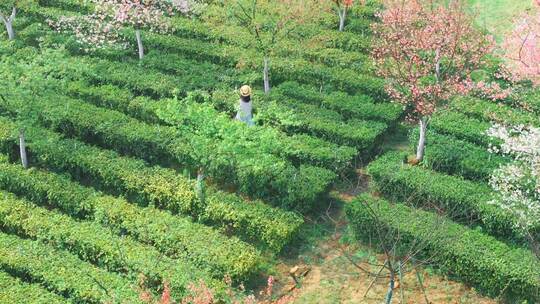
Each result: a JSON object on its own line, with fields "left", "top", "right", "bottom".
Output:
{"left": 268, "top": 125, "right": 496, "bottom": 304}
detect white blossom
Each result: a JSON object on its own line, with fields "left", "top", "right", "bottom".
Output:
{"left": 487, "top": 124, "right": 540, "bottom": 232}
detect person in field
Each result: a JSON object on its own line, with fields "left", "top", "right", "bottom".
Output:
{"left": 236, "top": 85, "right": 254, "bottom": 126}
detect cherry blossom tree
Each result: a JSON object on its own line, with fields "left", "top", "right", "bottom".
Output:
{"left": 372, "top": 0, "right": 494, "bottom": 161}
{"left": 503, "top": 0, "right": 540, "bottom": 85}
{"left": 333, "top": 0, "right": 354, "bottom": 31}
{"left": 487, "top": 124, "right": 540, "bottom": 259}
{"left": 51, "top": 0, "right": 204, "bottom": 59}
{"left": 225, "top": 0, "right": 322, "bottom": 94}
{"left": 0, "top": 0, "right": 36, "bottom": 40}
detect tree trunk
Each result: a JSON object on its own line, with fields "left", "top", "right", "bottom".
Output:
{"left": 338, "top": 8, "right": 347, "bottom": 32}
{"left": 385, "top": 271, "right": 395, "bottom": 304}
{"left": 263, "top": 56, "right": 270, "bottom": 94}
{"left": 135, "top": 29, "right": 144, "bottom": 60}
{"left": 416, "top": 116, "right": 428, "bottom": 162}
{"left": 196, "top": 168, "right": 205, "bottom": 204}
{"left": 5, "top": 19, "right": 14, "bottom": 40}
{"left": 526, "top": 232, "right": 540, "bottom": 260}
{"left": 19, "top": 129, "right": 28, "bottom": 169}
{"left": 1, "top": 7, "right": 16, "bottom": 40}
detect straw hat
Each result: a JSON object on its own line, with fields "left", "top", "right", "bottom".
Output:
{"left": 240, "top": 85, "right": 252, "bottom": 97}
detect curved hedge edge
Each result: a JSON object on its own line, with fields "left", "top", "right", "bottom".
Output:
{"left": 0, "top": 116, "right": 302, "bottom": 252}
{"left": 346, "top": 194, "right": 540, "bottom": 303}
{"left": 0, "top": 191, "right": 224, "bottom": 298}
{"left": 366, "top": 151, "right": 537, "bottom": 245}
{"left": 409, "top": 129, "right": 508, "bottom": 181}
{"left": 0, "top": 231, "right": 141, "bottom": 303}
{"left": 0, "top": 270, "right": 70, "bottom": 304}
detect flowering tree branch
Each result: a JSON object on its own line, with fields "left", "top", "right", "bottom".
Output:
{"left": 503, "top": 0, "right": 540, "bottom": 85}
{"left": 50, "top": 0, "right": 205, "bottom": 59}
{"left": 372, "top": 0, "right": 494, "bottom": 161}
{"left": 488, "top": 124, "right": 540, "bottom": 258}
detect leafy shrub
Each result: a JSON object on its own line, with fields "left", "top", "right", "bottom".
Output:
{"left": 346, "top": 194, "right": 540, "bottom": 302}
{"left": 0, "top": 270, "right": 68, "bottom": 304}
{"left": 409, "top": 130, "right": 508, "bottom": 181}
{"left": 0, "top": 191, "right": 224, "bottom": 298}
{"left": 450, "top": 96, "right": 540, "bottom": 126}
{"left": 430, "top": 111, "right": 496, "bottom": 147}
{"left": 367, "top": 152, "right": 536, "bottom": 243}
{"left": 0, "top": 161, "right": 262, "bottom": 280}
{"left": 0, "top": 231, "right": 140, "bottom": 303}
{"left": 0, "top": 117, "right": 303, "bottom": 251}
{"left": 274, "top": 81, "right": 402, "bottom": 122}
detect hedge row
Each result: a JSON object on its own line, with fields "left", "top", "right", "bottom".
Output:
{"left": 167, "top": 15, "right": 374, "bottom": 72}
{"left": 273, "top": 81, "right": 402, "bottom": 123}
{"left": 0, "top": 162, "right": 261, "bottom": 280}
{"left": 192, "top": 90, "right": 358, "bottom": 172}
{"left": 0, "top": 231, "right": 140, "bottom": 303}
{"left": 519, "top": 88, "right": 540, "bottom": 114}
{"left": 430, "top": 111, "right": 495, "bottom": 147}
{"left": 450, "top": 96, "right": 540, "bottom": 127}
{"left": 0, "top": 117, "right": 302, "bottom": 251}
{"left": 40, "top": 1, "right": 376, "bottom": 73}
{"left": 204, "top": 87, "right": 388, "bottom": 151}
{"left": 41, "top": 52, "right": 344, "bottom": 188}
{"left": 309, "top": 29, "right": 372, "bottom": 53}
{"left": 260, "top": 96, "right": 388, "bottom": 149}
{"left": 63, "top": 79, "right": 356, "bottom": 172}
{"left": 367, "top": 152, "right": 534, "bottom": 243}
{"left": 0, "top": 191, "right": 223, "bottom": 298}
{"left": 38, "top": 0, "right": 92, "bottom": 12}
{"left": 136, "top": 29, "right": 386, "bottom": 98}
{"left": 40, "top": 0, "right": 375, "bottom": 54}
{"left": 0, "top": 79, "right": 335, "bottom": 212}
{"left": 346, "top": 194, "right": 540, "bottom": 302}
{"left": 195, "top": 86, "right": 388, "bottom": 153}
{"left": 0, "top": 270, "right": 68, "bottom": 304}
{"left": 410, "top": 130, "right": 508, "bottom": 181}
{"left": 28, "top": 45, "right": 355, "bottom": 173}
{"left": 30, "top": 4, "right": 384, "bottom": 97}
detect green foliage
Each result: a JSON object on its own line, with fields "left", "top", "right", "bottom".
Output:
{"left": 0, "top": 73, "right": 335, "bottom": 211}
{"left": 123, "top": 26, "right": 385, "bottom": 97}
{"left": 273, "top": 81, "right": 402, "bottom": 122}
{"left": 518, "top": 88, "right": 540, "bottom": 114}
{"left": 0, "top": 231, "right": 140, "bottom": 303}
{"left": 64, "top": 79, "right": 356, "bottom": 172}
{"left": 0, "top": 270, "right": 69, "bottom": 304}
{"left": 430, "top": 110, "right": 496, "bottom": 147}
{"left": 450, "top": 96, "right": 540, "bottom": 127}
{"left": 410, "top": 130, "right": 508, "bottom": 181}
{"left": 367, "top": 152, "right": 537, "bottom": 244}
{"left": 0, "top": 116, "right": 302, "bottom": 251}
{"left": 0, "top": 0, "right": 37, "bottom": 15}
{"left": 346, "top": 194, "right": 540, "bottom": 303}
{"left": 0, "top": 191, "right": 225, "bottom": 297}
{"left": 0, "top": 161, "right": 262, "bottom": 280}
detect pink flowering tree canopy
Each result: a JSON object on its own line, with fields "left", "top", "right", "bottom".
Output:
{"left": 372, "top": 0, "right": 494, "bottom": 161}
{"left": 0, "top": 0, "right": 37, "bottom": 40}
{"left": 503, "top": 0, "right": 540, "bottom": 86}
{"left": 51, "top": 0, "right": 205, "bottom": 59}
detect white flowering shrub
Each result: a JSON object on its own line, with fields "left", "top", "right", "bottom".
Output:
{"left": 487, "top": 124, "right": 540, "bottom": 243}
{"left": 49, "top": 0, "right": 206, "bottom": 53}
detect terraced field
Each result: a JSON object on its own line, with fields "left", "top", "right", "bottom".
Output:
{"left": 0, "top": 0, "right": 539, "bottom": 303}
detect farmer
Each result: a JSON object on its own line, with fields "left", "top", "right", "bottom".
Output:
{"left": 235, "top": 85, "right": 254, "bottom": 126}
